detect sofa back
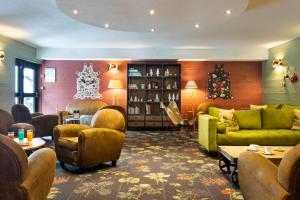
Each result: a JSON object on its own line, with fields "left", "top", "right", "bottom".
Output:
{"left": 66, "top": 101, "right": 107, "bottom": 115}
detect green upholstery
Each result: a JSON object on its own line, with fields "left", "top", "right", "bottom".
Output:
{"left": 262, "top": 109, "right": 294, "bottom": 129}
{"left": 234, "top": 110, "right": 261, "bottom": 129}
{"left": 281, "top": 104, "right": 300, "bottom": 110}
{"left": 266, "top": 104, "right": 282, "bottom": 109}
{"left": 208, "top": 107, "right": 220, "bottom": 119}
{"left": 218, "top": 129, "right": 300, "bottom": 146}
{"left": 198, "top": 115, "right": 218, "bottom": 152}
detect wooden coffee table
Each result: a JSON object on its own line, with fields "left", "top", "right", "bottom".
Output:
{"left": 14, "top": 137, "right": 46, "bottom": 153}
{"left": 218, "top": 145, "right": 293, "bottom": 186}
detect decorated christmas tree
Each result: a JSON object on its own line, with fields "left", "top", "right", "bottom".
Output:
{"left": 74, "top": 63, "right": 102, "bottom": 99}
{"left": 207, "top": 64, "right": 233, "bottom": 100}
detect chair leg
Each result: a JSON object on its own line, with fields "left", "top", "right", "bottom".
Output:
{"left": 112, "top": 160, "right": 117, "bottom": 167}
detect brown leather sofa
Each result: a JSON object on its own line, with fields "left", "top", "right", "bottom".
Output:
{"left": 58, "top": 100, "right": 107, "bottom": 124}
{"left": 54, "top": 108, "right": 125, "bottom": 170}
{"left": 238, "top": 144, "right": 300, "bottom": 200}
{"left": 0, "top": 134, "right": 56, "bottom": 200}
{"left": 0, "top": 108, "right": 35, "bottom": 137}
{"left": 11, "top": 104, "right": 58, "bottom": 138}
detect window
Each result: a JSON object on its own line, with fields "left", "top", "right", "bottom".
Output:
{"left": 15, "top": 59, "right": 40, "bottom": 113}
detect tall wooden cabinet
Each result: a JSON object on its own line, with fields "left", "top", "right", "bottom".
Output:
{"left": 127, "top": 63, "right": 181, "bottom": 129}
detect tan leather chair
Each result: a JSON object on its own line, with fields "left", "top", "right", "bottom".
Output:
{"left": 0, "top": 134, "right": 56, "bottom": 200}
{"left": 238, "top": 144, "right": 300, "bottom": 200}
{"left": 54, "top": 109, "right": 125, "bottom": 170}
{"left": 58, "top": 100, "right": 107, "bottom": 124}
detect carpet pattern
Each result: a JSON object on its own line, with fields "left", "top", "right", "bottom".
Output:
{"left": 47, "top": 131, "right": 243, "bottom": 200}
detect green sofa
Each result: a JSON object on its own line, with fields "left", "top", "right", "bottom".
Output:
{"left": 198, "top": 104, "right": 300, "bottom": 152}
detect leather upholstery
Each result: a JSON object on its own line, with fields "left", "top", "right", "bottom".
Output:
{"left": 0, "top": 108, "right": 34, "bottom": 136}
{"left": 11, "top": 104, "right": 58, "bottom": 138}
{"left": 58, "top": 100, "right": 107, "bottom": 124}
{"left": 100, "top": 105, "right": 127, "bottom": 128}
{"left": 0, "top": 134, "right": 56, "bottom": 200}
{"left": 54, "top": 109, "right": 125, "bottom": 168}
{"left": 238, "top": 144, "right": 300, "bottom": 200}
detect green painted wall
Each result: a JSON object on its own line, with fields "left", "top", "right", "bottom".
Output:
{"left": 0, "top": 35, "right": 40, "bottom": 111}
{"left": 263, "top": 37, "right": 300, "bottom": 105}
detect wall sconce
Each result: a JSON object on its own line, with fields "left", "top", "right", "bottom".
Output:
{"left": 272, "top": 59, "right": 298, "bottom": 87}
{"left": 272, "top": 59, "right": 284, "bottom": 69}
{"left": 108, "top": 64, "right": 119, "bottom": 72}
{"left": 0, "top": 50, "right": 5, "bottom": 61}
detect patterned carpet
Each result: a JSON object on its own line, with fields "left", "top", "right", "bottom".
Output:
{"left": 47, "top": 131, "right": 243, "bottom": 200}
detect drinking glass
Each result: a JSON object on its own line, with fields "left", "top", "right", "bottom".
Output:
{"left": 7, "top": 132, "right": 14, "bottom": 139}
{"left": 18, "top": 129, "right": 24, "bottom": 142}
{"left": 27, "top": 130, "right": 33, "bottom": 142}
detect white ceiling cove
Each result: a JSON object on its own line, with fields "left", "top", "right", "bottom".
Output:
{"left": 0, "top": 0, "right": 300, "bottom": 60}
{"left": 57, "top": 0, "right": 249, "bottom": 32}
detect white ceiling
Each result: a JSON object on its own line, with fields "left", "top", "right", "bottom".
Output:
{"left": 0, "top": 0, "right": 300, "bottom": 60}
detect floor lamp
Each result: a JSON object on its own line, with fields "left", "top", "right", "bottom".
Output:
{"left": 108, "top": 80, "right": 123, "bottom": 105}
{"left": 184, "top": 80, "right": 198, "bottom": 119}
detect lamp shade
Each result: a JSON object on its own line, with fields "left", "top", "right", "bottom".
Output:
{"left": 185, "top": 80, "right": 198, "bottom": 89}
{"left": 108, "top": 80, "right": 123, "bottom": 89}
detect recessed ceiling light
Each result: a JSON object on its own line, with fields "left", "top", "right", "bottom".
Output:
{"left": 149, "top": 9, "right": 155, "bottom": 15}
{"left": 151, "top": 28, "right": 155, "bottom": 32}
{"left": 73, "top": 9, "right": 78, "bottom": 15}
{"left": 105, "top": 23, "right": 109, "bottom": 28}
{"left": 226, "top": 10, "right": 232, "bottom": 15}
{"left": 195, "top": 24, "right": 200, "bottom": 28}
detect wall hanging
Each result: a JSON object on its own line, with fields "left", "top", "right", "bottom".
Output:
{"left": 74, "top": 63, "right": 103, "bottom": 99}
{"left": 206, "top": 64, "right": 233, "bottom": 100}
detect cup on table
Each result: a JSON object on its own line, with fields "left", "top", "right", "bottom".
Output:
{"left": 264, "top": 146, "right": 272, "bottom": 154}
{"left": 249, "top": 144, "right": 259, "bottom": 151}
{"left": 7, "top": 132, "right": 14, "bottom": 139}
{"left": 27, "top": 130, "right": 33, "bottom": 143}
{"left": 18, "top": 129, "right": 25, "bottom": 142}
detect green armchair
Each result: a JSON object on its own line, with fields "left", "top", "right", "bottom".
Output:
{"left": 54, "top": 109, "right": 125, "bottom": 170}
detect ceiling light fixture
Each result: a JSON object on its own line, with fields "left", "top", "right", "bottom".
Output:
{"left": 105, "top": 23, "right": 109, "bottom": 28}
{"left": 226, "top": 10, "right": 232, "bottom": 15}
{"left": 73, "top": 9, "right": 78, "bottom": 15}
{"left": 195, "top": 24, "right": 200, "bottom": 28}
{"left": 149, "top": 9, "right": 155, "bottom": 15}
{"left": 151, "top": 28, "right": 155, "bottom": 32}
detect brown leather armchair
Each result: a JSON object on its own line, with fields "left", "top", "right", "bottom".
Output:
{"left": 58, "top": 100, "right": 107, "bottom": 124}
{"left": 0, "top": 134, "right": 56, "bottom": 200}
{"left": 54, "top": 109, "right": 125, "bottom": 170}
{"left": 238, "top": 144, "right": 300, "bottom": 200}
{"left": 0, "top": 108, "right": 35, "bottom": 137}
{"left": 11, "top": 104, "right": 58, "bottom": 138}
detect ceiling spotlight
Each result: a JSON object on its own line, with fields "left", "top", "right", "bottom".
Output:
{"left": 73, "top": 9, "right": 78, "bottom": 15}
{"left": 151, "top": 28, "right": 155, "bottom": 32}
{"left": 195, "top": 24, "right": 200, "bottom": 28}
{"left": 105, "top": 24, "right": 109, "bottom": 28}
{"left": 150, "top": 9, "right": 155, "bottom": 15}
{"left": 226, "top": 10, "right": 232, "bottom": 15}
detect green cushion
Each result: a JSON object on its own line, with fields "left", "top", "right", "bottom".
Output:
{"left": 281, "top": 104, "right": 300, "bottom": 110}
{"left": 234, "top": 110, "right": 261, "bottom": 130}
{"left": 261, "top": 109, "right": 294, "bottom": 129}
{"left": 217, "top": 129, "right": 300, "bottom": 146}
{"left": 209, "top": 107, "right": 220, "bottom": 120}
{"left": 217, "top": 122, "right": 226, "bottom": 133}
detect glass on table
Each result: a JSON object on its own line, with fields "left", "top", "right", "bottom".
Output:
{"left": 18, "top": 129, "right": 25, "bottom": 142}
{"left": 27, "top": 130, "right": 33, "bottom": 142}
{"left": 7, "top": 132, "right": 15, "bottom": 139}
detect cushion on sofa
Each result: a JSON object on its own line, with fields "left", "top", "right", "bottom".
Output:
{"left": 234, "top": 109, "right": 262, "bottom": 129}
{"left": 217, "top": 129, "right": 300, "bottom": 146}
{"left": 250, "top": 104, "right": 267, "bottom": 110}
{"left": 219, "top": 109, "right": 239, "bottom": 132}
{"left": 261, "top": 109, "right": 294, "bottom": 129}
{"left": 266, "top": 104, "right": 282, "bottom": 109}
{"left": 292, "top": 109, "right": 300, "bottom": 130}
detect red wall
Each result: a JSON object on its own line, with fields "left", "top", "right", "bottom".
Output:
{"left": 40, "top": 60, "right": 262, "bottom": 118}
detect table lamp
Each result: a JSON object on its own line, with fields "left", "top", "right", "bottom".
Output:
{"left": 185, "top": 80, "right": 198, "bottom": 118}
{"left": 108, "top": 80, "right": 123, "bottom": 105}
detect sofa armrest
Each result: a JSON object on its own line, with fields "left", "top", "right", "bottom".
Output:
{"left": 78, "top": 128, "right": 125, "bottom": 166}
{"left": 198, "top": 114, "right": 218, "bottom": 152}
{"left": 30, "top": 115, "right": 59, "bottom": 138}
{"left": 58, "top": 111, "right": 71, "bottom": 125}
{"left": 238, "top": 152, "right": 289, "bottom": 200}
{"left": 53, "top": 124, "right": 90, "bottom": 143}
{"left": 21, "top": 148, "right": 56, "bottom": 200}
